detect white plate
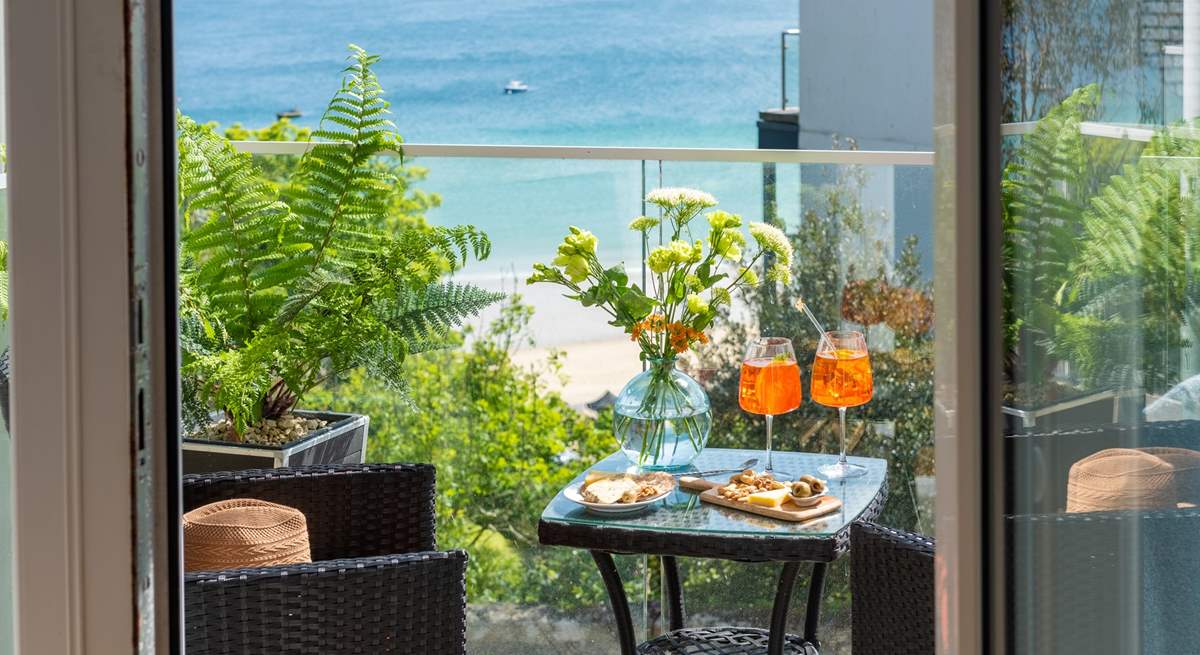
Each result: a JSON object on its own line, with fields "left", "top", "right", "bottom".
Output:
{"left": 564, "top": 481, "right": 674, "bottom": 514}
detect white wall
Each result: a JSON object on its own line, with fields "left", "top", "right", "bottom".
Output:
{"left": 794, "top": 0, "right": 935, "bottom": 281}
{"left": 796, "top": 0, "right": 934, "bottom": 151}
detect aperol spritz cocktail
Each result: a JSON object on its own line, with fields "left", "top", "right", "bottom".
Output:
{"left": 739, "top": 337, "right": 802, "bottom": 474}
{"left": 739, "top": 358, "right": 803, "bottom": 415}
{"left": 810, "top": 349, "right": 873, "bottom": 407}
{"left": 811, "top": 331, "right": 873, "bottom": 479}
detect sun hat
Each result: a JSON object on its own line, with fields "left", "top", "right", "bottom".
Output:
{"left": 183, "top": 498, "right": 312, "bottom": 572}
{"left": 1066, "top": 447, "right": 1200, "bottom": 513}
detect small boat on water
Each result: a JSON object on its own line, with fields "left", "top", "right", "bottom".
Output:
{"left": 503, "top": 80, "right": 529, "bottom": 94}
{"left": 276, "top": 107, "right": 302, "bottom": 120}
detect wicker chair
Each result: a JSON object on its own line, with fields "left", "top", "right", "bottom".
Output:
{"left": 1004, "top": 419, "right": 1200, "bottom": 652}
{"left": 850, "top": 522, "right": 935, "bottom": 655}
{"left": 1010, "top": 419, "right": 1200, "bottom": 513}
{"left": 183, "top": 463, "right": 467, "bottom": 655}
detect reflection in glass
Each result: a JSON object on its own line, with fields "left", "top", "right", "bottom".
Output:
{"left": 1003, "top": 2, "right": 1200, "bottom": 652}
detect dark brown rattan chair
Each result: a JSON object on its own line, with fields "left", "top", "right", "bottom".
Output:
{"left": 1005, "top": 419, "right": 1200, "bottom": 653}
{"left": 850, "top": 522, "right": 935, "bottom": 655}
{"left": 1010, "top": 507, "right": 1200, "bottom": 653}
{"left": 183, "top": 463, "right": 467, "bottom": 655}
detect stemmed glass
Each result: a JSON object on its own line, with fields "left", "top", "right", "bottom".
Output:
{"left": 739, "top": 337, "right": 802, "bottom": 475}
{"left": 811, "top": 331, "right": 873, "bottom": 479}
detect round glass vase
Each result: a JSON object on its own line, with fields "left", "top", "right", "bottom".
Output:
{"left": 612, "top": 358, "right": 712, "bottom": 470}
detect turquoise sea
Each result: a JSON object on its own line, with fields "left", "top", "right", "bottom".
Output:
{"left": 176, "top": 1, "right": 814, "bottom": 344}
{"left": 176, "top": 1, "right": 797, "bottom": 146}
{"left": 177, "top": 1, "right": 800, "bottom": 261}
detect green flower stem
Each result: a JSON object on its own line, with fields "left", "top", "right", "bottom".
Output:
{"left": 725, "top": 251, "right": 765, "bottom": 290}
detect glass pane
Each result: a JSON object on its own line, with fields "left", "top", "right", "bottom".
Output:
{"left": 1002, "top": 1, "right": 1200, "bottom": 651}
{"left": 176, "top": 3, "right": 937, "bottom": 653}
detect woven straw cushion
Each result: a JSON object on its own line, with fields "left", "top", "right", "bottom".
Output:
{"left": 183, "top": 498, "right": 312, "bottom": 572}
{"left": 1067, "top": 447, "right": 1200, "bottom": 513}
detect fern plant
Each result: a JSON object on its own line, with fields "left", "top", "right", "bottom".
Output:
{"left": 1001, "top": 85, "right": 1099, "bottom": 401}
{"left": 179, "top": 45, "right": 501, "bottom": 440}
{"left": 1055, "top": 128, "right": 1200, "bottom": 392}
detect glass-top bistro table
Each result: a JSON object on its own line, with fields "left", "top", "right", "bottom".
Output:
{"left": 538, "top": 448, "right": 888, "bottom": 655}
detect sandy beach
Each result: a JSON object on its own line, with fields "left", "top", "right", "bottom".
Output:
{"left": 511, "top": 337, "right": 643, "bottom": 408}
{"left": 458, "top": 268, "right": 650, "bottom": 408}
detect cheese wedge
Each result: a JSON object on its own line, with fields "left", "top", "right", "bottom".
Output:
{"left": 746, "top": 487, "right": 791, "bottom": 508}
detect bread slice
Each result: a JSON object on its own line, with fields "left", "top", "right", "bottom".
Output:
{"left": 582, "top": 477, "right": 638, "bottom": 504}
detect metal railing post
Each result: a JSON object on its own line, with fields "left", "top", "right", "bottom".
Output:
{"left": 781, "top": 31, "right": 788, "bottom": 109}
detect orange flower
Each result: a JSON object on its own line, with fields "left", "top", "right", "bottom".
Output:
{"left": 666, "top": 322, "right": 708, "bottom": 353}
{"left": 631, "top": 314, "right": 668, "bottom": 341}
{"left": 630, "top": 315, "right": 708, "bottom": 353}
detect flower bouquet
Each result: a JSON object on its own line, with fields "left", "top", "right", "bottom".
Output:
{"left": 528, "top": 187, "right": 793, "bottom": 469}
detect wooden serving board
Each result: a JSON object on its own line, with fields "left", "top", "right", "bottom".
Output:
{"left": 678, "top": 476, "right": 842, "bottom": 523}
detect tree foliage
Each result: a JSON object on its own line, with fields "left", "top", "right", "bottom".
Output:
{"left": 1001, "top": 0, "right": 1136, "bottom": 122}
{"left": 1003, "top": 83, "right": 1200, "bottom": 398}
{"left": 306, "top": 296, "right": 613, "bottom": 604}
{"left": 1056, "top": 127, "right": 1200, "bottom": 392}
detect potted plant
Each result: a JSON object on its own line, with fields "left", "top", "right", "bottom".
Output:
{"left": 527, "top": 188, "right": 793, "bottom": 469}
{"left": 177, "top": 45, "right": 500, "bottom": 473}
{"left": 1002, "top": 84, "right": 1199, "bottom": 433}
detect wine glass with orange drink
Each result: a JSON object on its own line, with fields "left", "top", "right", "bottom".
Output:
{"left": 739, "top": 337, "right": 803, "bottom": 475}
{"left": 811, "top": 330, "right": 873, "bottom": 479}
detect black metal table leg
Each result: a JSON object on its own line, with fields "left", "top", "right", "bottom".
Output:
{"left": 661, "top": 555, "right": 684, "bottom": 631}
{"left": 591, "top": 550, "right": 637, "bottom": 655}
{"left": 803, "top": 562, "right": 828, "bottom": 651}
{"left": 768, "top": 561, "right": 803, "bottom": 655}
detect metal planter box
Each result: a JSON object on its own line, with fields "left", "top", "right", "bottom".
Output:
{"left": 182, "top": 410, "right": 369, "bottom": 474}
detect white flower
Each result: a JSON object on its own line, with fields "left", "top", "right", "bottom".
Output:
{"left": 748, "top": 222, "right": 793, "bottom": 266}
{"left": 628, "top": 215, "right": 660, "bottom": 232}
{"left": 645, "top": 187, "right": 717, "bottom": 210}
{"left": 766, "top": 261, "right": 792, "bottom": 285}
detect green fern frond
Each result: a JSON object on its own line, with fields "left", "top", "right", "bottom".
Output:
{"left": 384, "top": 282, "right": 504, "bottom": 342}
{"left": 288, "top": 45, "right": 402, "bottom": 278}
{"left": 1049, "top": 114, "right": 1200, "bottom": 392}
{"left": 177, "top": 46, "right": 498, "bottom": 428}
{"left": 382, "top": 225, "right": 493, "bottom": 285}
{"left": 178, "top": 114, "right": 298, "bottom": 340}
{"left": 273, "top": 268, "right": 347, "bottom": 327}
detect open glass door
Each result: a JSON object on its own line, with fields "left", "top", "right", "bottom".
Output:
{"left": 1000, "top": 1, "right": 1200, "bottom": 652}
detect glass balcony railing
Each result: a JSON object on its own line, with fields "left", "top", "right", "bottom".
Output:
{"left": 227, "top": 141, "right": 935, "bottom": 654}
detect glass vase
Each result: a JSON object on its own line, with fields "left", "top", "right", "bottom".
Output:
{"left": 612, "top": 358, "right": 712, "bottom": 470}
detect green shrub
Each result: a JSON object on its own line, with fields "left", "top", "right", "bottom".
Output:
{"left": 307, "top": 296, "right": 614, "bottom": 605}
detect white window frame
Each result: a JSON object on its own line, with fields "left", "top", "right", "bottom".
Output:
{"left": 933, "top": 1, "right": 1000, "bottom": 654}
{"left": 4, "top": 0, "right": 170, "bottom": 653}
